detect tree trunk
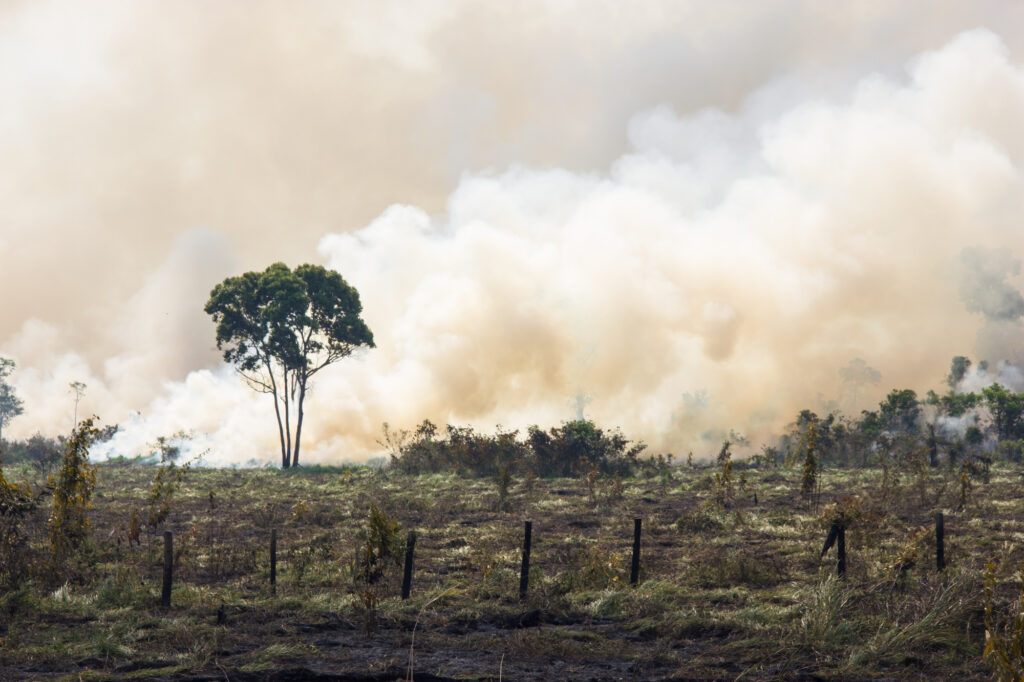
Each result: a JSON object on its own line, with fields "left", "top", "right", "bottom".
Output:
{"left": 293, "top": 379, "right": 307, "bottom": 467}
{"left": 266, "top": 363, "right": 289, "bottom": 468}
{"left": 282, "top": 372, "right": 292, "bottom": 468}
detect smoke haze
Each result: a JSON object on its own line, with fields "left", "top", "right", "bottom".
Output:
{"left": 3, "top": 2, "right": 1024, "bottom": 463}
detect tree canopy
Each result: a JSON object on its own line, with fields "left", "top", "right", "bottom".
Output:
{"left": 205, "top": 263, "right": 374, "bottom": 467}
{"left": 0, "top": 358, "right": 24, "bottom": 442}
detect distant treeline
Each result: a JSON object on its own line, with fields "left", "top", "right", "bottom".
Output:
{"left": 2, "top": 358, "right": 1021, "bottom": 478}
{"left": 384, "top": 358, "right": 1024, "bottom": 479}
{"left": 767, "top": 367, "right": 1024, "bottom": 472}
{"left": 0, "top": 424, "right": 117, "bottom": 470}
{"left": 0, "top": 434, "right": 63, "bottom": 469}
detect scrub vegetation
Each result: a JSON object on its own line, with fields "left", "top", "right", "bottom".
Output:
{"left": 1, "top": 356, "right": 1024, "bottom": 679}
{"left": 0, "top": 441, "right": 1020, "bottom": 679}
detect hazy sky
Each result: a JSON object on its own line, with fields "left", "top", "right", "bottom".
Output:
{"left": 3, "top": 1, "right": 1024, "bottom": 463}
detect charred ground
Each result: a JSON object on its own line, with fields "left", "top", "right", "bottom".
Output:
{"left": 0, "top": 452, "right": 1022, "bottom": 681}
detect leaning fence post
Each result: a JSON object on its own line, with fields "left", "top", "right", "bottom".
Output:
{"left": 270, "top": 529, "right": 277, "bottom": 595}
{"left": 519, "top": 521, "right": 532, "bottom": 601}
{"left": 935, "top": 512, "right": 945, "bottom": 571}
{"left": 821, "top": 520, "right": 846, "bottom": 578}
{"left": 401, "top": 530, "right": 417, "bottom": 600}
{"left": 837, "top": 524, "right": 846, "bottom": 578}
{"left": 630, "top": 518, "right": 642, "bottom": 586}
{"left": 162, "top": 531, "right": 173, "bottom": 608}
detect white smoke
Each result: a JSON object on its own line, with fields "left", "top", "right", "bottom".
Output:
{"left": 932, "top": 360, "right": 1024, "bottom": 443}
{"left": 3, "top": 19, "right": 1024, "bottom": 463}
{"left": 957, "top": 362, "right": 1024, "bottom": 395}
{"left": 5, "top": 228, "right": 241, "bottom": 458}
{"left": 316, "top": 29, "right": 1024, "bottom": 460}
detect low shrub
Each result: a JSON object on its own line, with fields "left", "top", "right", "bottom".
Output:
{"left": 388, "top": 419, "right": 644, "bottom": 479}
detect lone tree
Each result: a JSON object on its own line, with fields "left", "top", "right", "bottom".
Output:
{"left": 205, "top": 263, "right": 374, "bottom": 467}
{"left": 0, "top": 357, "right": 24, "bottom": 442}
{"left": 68, "top": 380, "right": 86, "bottom": 428}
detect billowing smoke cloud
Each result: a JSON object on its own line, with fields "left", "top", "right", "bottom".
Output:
{"left": 957, "top": 362, "right": 1024, "bottom": 395}
{"left": 958, "top": 247, "right": 1024, "bottom": 367}
{"left": 958, "top": 247, "right": 1024, "bottom": 321}
{"left": 306, "top": 28, "right": 1024, "bottom": 461}
{"left": 937, "top": 359, "right": 1024, "bottom": 444}
{"left": 4, "top": 4, "right": 1024, "bottom": 464}
{"left": 5, "top": 228, "right": 237, "bottom": 444}
{"left": 838, "top": 358, "right": 882, "bottom": 410}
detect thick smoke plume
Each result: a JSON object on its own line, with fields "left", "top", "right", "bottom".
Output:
{"left": 958, "top": 247, "right": 1024, "bottom": 367}
{"left": 3, "top": 3, "right": 1024, "bottom": 464}
{"left": 958, "top": 247, "right": 1024, "bottom": 321}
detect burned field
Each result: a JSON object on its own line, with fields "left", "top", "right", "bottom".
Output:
{"left": 1, "top": 458, "right": 1023, "bottom": 681}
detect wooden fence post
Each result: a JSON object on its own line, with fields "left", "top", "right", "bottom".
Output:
{"left": 270, "top": 529, "right": 277, "bottom": 595}
{"left": 161, "top": 531, "right": 173, "bottom": 608}
{"left": 519, "top": 521, "right": 532, "bottom": 601}
{"left": 821, "top": 521, "right": 846, "bottom": 578}
{"left": 401, "top": 530, "right": 416, "bottom": 600}
{"left": 935, "top": 512, "right": 945, "bottom": 571}
{"left": 837, "top": 524, "right": 846, "bottom": 578}
{"left": 630, "top": 518, "right": 642, "bottom": 586}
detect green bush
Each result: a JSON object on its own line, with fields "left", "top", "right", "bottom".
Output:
{"left": 388, "top": 421, "right": 528, "bottom": 476}
{"left": 527, "top": 420, "right": 644, "bottom": 478}
{"left": 48, "top": 419, "right": 99, "bottom": 574}
{"left": 387, "top": 418, "right": 643, "bottom": 478}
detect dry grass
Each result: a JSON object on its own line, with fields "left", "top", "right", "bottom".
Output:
{"left": 0, "top": 460, "right": 1018, "bottom": 680}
